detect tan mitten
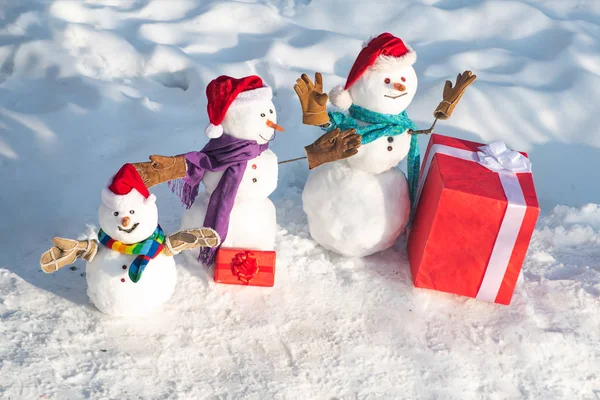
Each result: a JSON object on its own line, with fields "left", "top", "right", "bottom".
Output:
{"left": 132, "top": 155, "right": 187, "bottom": 189}
{"left": 434, "top": 70, "right": 477, "bottom": 120}
{"left": 163, "top": 228, "right": 221, "bottom": 256}
{"left": 294, "top": 73, "right": 330, "bottom": 126}
{"left": 304, "top": 128, "right": 361, "bottom": 170}
{"left": 40, "top": 238, "right": 97, "bottom": 273}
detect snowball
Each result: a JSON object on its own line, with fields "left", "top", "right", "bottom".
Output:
{"left": 302, "top": 161, "right": 410, "bottom": 257}
{"left": 346, "top": 133, "right": 411, "bottom": 174}
{"left": 181, "top": 192, "right": 276, "bottom": 256}
{"left": 86, "top": 250, "right": 177, "bottom": 317}
{"left": 202, "top": 149, "right": 278, "bottom": 200}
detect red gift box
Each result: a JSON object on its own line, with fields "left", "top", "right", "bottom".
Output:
{"left": 407, "top": 134, "right": 539, "bottom": 305}
{"left": 214, "top": 248, "right": 275, "bottom": 287}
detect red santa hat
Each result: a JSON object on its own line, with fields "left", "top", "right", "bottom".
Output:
{"left": 329, "top": 33, "right": 417, "bottom": 110}
{"left": 205, "top": 75, "right": 273, "bottom": 138}
{"left": 101, "top": 164, "right": 156, "bottom": 210}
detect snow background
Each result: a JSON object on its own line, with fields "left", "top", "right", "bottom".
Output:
{"left": 1, "top": 0, "right": 599, "bottom": 398}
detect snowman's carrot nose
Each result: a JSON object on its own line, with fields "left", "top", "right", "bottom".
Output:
{"left": 393, "top": 82, "right": 406, "bottom": 92}
{"left": 266, "top": 120, "right": 284, "bottom": 132}
{"left": 121, "top": 216, "right": 131, "bottom": 227}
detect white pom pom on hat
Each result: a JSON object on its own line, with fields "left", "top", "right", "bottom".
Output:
{"left": 205, "top": 123, "right": 224, "bottom": 138}
{"left": 329, "top": 85, "right": 353, "bottom": 111}
{"left": 329, "top": 32, "right": 417, "bottom": 111}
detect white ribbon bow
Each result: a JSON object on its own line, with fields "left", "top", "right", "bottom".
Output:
{"left": 477, "top": 140, "right": 532, "bottom": 173}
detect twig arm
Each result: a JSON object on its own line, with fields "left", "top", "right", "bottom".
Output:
{"left": 278, "top": 156, "right": 307, "bottom": 165}
{"left": 408, "top": 118, "right": 438, "bottom": 136}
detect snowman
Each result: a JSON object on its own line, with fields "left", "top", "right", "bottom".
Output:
{"left": 179, "top": 75, "right": 284, "bottom": 263}
{"left": 132, "top": 76, "right": 283, "bottom": 266}
{"left": 40, "top": 164, "right": 220, "bottom": 317}
{"left": 295, "top": 33, "right": 422, "bottom": 258}
{"left": 296, "top": 33, "right": 476, "bottom": 258}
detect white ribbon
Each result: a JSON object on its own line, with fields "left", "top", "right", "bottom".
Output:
{"left": 414, "top": 140, "right": 531, "bottom": 302}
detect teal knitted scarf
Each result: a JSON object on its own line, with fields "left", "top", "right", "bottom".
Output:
{"left": 326, "top": 104, "right": 421, "bottom": 209}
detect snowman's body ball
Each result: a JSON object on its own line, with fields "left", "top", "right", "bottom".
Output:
{"left": 181, "top": 192, "right": 276, "bottom": 256}
{"left": 86, "top": 250, "right": 177, "bottom": 317}
{"left": 302, "top": 161, "right": 410, "bottom": 258}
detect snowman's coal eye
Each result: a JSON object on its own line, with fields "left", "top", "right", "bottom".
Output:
{"left": 114, "top": 211, "right": 119, "bottom": 217}
{"left": 269, "top": 109, "right": 273, "bottom": 114}
{"left": 260, "top": 113, "right": 266, "bottom": 117}
{"left": 129, "top": 210, "right": 135, "bottom": 215}
{"left": 384, "top": 78, "right": 391, "bottom": 84}
{"left": 401, "top": 77, "right": 406, "bottom": 82}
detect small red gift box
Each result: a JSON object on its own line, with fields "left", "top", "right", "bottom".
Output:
{"left": 214, "top": 248, "right": 275, "bottom": 287}
{"left": 407, "top": 134, "right": 539, "bottom": 305}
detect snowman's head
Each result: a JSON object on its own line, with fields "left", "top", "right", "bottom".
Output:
{"left": 98, "top": 192, "right": 158, "bottom": 244}
{"left": 221, "top": 99, "right": 283, "bottom": 145}
{"left": 348, "top": 64, "right": 417, "bottom": 115}
{"left": 99, "top": 164, "right": 158, "bottom": 244}
{"left": 329, "top": 33, "right": 418, "bottom": 115}
{"left": 204, "top": 75, "right": 283, "bottom": 144}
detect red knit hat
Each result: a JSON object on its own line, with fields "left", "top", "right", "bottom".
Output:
{"left": 205, "top": 75, "right": 273, "bottom": 138}
{"left": 101, "top": 164, "right": 155, "bottom": 210}
{"left": 329, "top": 33, "right": 416, "bottom": 110}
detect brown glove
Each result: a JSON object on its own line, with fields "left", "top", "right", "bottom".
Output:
{"left": 132, "top": 155, "right": 187, "bottom": 189}
{"left": 294, "top": 73, "right": 330, "bottom": 126}
{"left": 433, "top": 70, "right": 477, "bottom": 120}
{"left": 305, "top": 128, "right": 361, "bottom": 170}
{"left": 163, "top": 228, "right": 221, "bottom": 256}
{"left": 40, "top": 238, "right": 98, "bottom": 273}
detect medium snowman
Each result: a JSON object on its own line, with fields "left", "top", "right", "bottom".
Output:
{"left": 295, "top": 33, "right": 422, "bottom": 258}
{"left": 40, "top": 164, "right": 220, "bottom": 317}
{"left": 180, "top": 75, "right": 284, "bottom": 263}
{"left": 133, "top": 76, "right": 284, "bottom": 266}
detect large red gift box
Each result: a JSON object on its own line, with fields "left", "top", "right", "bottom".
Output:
{"left": 407, "top": 134, "right": 539, "bottom": 305}
{"left": 214, "top": 248, "right": 275, "bottom": 287}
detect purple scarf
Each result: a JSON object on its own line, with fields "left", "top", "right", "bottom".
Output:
{"left": 169, "top": 134, "right": 268, "bottom": 265}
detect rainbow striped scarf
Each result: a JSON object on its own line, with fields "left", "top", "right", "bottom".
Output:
{"left": 98, "top": 225, "right": 165, "bottom": 283}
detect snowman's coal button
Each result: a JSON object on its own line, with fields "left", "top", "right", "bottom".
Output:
{"left": 387, "top": 137, "right": 394, "bottom": 143}
{"left": 387, "top": 146, "right": 393, "bottom": 151}
{"left": 121, "top": 278, "right": 125, "bottom": 283}
{"left": 252, "top": 164, "right": 257, "bottom": 170}
{"left": 122, "top": 265, "right": 127, "bottom": 270}
{"left": 252, "top": 178, "right": 257, "bottom": 183}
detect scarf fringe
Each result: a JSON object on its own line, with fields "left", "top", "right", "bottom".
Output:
{"left": 169, "top": 178, "right": 199, "bottom": 210}
{"left": 199, "top": 246, "right": 218, "bottom": 266}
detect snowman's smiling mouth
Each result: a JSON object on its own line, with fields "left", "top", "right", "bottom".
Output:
{"left": 118, "top": 222, "right": 139, "bottom": 233}
{"left": 259, "top": 133, "right": 276, "bottom": 142}
{"left": 384, "top": 93, "right": 407, "bottom": 99}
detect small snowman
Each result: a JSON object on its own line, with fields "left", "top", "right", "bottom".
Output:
{"left": 295, "top": 33, "right": 475, "bottom": 258}
{"left": 40, "top": 164, "right": 220, "bottom": 317}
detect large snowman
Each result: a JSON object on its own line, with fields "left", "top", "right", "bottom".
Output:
{"left": 40, "top": 164, "right": 220, "bottom": 317}
{"left": 178, "top": 75, "right": 283, "bottom": 263}
{"left": 297, "top": 33, "right": 420, "bottom": 258}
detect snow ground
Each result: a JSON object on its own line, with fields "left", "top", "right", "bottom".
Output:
{"left": 0, "top": 0, "right": 599, "bottom": 398}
